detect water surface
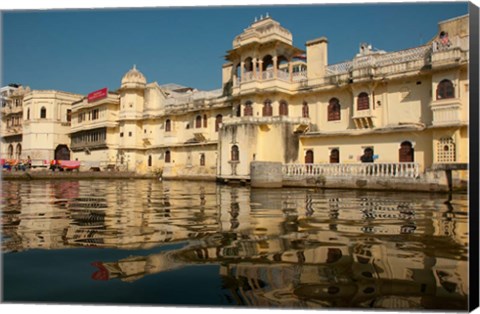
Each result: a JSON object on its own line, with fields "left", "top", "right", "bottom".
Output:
{"left": 1, "top": 180, "right": 469, "bottom": 309}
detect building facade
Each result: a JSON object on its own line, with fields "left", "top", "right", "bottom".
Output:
{"left": 1, "top": 14, "right": 469, "bottom": 182}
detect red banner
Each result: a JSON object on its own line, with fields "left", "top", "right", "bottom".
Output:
{"left": 87, "top": 88, "right": 108, "bottom": 103}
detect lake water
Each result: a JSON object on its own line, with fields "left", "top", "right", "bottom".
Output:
{"left": 1, "top": 179, "right": 469, "bottom": 310}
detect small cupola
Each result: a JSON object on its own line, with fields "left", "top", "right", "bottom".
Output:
{"left": 121, "top": 65, "right": 147, "bottom": 89}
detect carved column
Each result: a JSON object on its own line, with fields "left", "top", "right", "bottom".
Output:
{"left": 258, "top": 60, "right": 264, "bottom": 80}
{"left": 273, "top": 56, "right": 278, "bottom": 79}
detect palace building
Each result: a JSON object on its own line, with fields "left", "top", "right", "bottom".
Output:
{"left": 1, "top": 14, "right": 469, "bottom": 185}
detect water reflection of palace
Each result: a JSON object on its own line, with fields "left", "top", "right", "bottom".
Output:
{"left": 1, "top": 180, "right": 468, "bottom": 309}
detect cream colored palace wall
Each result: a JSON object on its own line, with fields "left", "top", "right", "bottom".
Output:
{"left": 219, "top": 124, "right": 258, "bottom": 178}
{"left": 385, "top": 77, "right": 432, "bottom": 126}
{"left": 161, "top": 145, "right": 218, "bottom": 177}
{"left": 22, "top": 91, "right": 81, "bottom": 160}
{"left": 306, "top": 88, "right": 353, "bottom": 131}
{"left": 300, "top": 131, "right": 433, "bottom": 171}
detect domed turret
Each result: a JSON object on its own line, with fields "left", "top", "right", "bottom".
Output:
{"left": 121, "top": 65, "right": 147, "bottom": 89}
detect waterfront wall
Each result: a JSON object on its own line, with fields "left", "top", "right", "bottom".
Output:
{"left": 250, "top": 161, "right": 283, "bottom": 188}
{"left": 1, "top": 170, "right": 156, "bottom": 180}
{"left": 2, "top": 165, "right": 467, "bottom": 193}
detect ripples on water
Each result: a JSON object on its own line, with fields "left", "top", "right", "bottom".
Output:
{"left": 1, "top": 180, "right": 469, "bottom": 309}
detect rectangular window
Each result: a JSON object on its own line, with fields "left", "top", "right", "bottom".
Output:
{"left": 92, "top": 109, "right": 99, "bottom": 120}
{"left": 120, "top": 132, "right": 124, "bottom": 137}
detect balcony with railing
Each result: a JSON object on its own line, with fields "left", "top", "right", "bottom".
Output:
{"left": 431, "top": 35, "right": 468, "bottom": 68}
{"left": 2, "top": 125, "right": 23, "bottom": 137}
{"left": 283, "top": 162, "right": 420, "bottom": 179}
{"left": 430, "top": 98, "right": 463, "bottom": 126}
{"left": 233, "top": 67, "right": 307, "bottom": 93}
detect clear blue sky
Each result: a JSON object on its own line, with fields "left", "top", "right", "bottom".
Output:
{"left": 1, "top": 2, "right": 469, "bottom": 95}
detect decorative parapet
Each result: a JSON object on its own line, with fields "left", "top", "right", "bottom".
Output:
{"left": 326, "top": 45, "right": 432, "bottom": 77}
{"left": 223, "top": 115, "right": 310, "bottom": 126}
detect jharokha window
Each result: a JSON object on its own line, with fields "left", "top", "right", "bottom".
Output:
{"left": 302, "top": 101, "right": 309, "bottom": 118}
{"left": 262, "top": 99, "right": 273, "bottom": 117}
{"left": 328, "top": 98, "right": 341, "bottom": 121}
{"left": 357, "top": 92, "right": 369, "bottom": 111}
{"left": 437, "top": 79, "right": 454, "bottom": 100}
{"left": 279, "top": 100, "right": 289, "bottom": 116}
{"left": 244, "top": 101, "right": 253, "bottom": 116}
{"left": 231, "top": 145, "right": 239, "bottom": 161}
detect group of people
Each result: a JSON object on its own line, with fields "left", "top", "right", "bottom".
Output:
{"left": 1, "top": 156, "right": 32, "bottom": 171}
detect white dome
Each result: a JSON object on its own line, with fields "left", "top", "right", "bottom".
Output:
{"left": 121, "top": 65, "right": 146, "bottom": 87}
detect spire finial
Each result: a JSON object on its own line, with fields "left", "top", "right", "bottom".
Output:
{"left": 260, "top": 14, "right": 263, "bottom": 20}
{"left": 133, "top": 64, "right": 136, "bottom": 70}
{"left": 266, "top": 12, "right": 269, "bottom": 18}
{"left": 254, "top": 16, "right": 257, "bottom": 22}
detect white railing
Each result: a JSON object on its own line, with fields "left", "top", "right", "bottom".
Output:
{"left": 262, "top": 69, "right": 274, "bottom": 80}
{"left": 292, "top": 71, "right": 307, "bottom": 82}
{"left": 326, "top": 61, "right": 353, "bottom": 75}
{"left": 326, "top": 45, "right": 431, "bottom": 76}
{"left": 277, "top": 70, "right": 290, "bottom": 81}
{"left": 243, "top": 71, "right": 255, "bottom": 82}
{"left": 283, "top": 163, "right": 420, "bottom": 179}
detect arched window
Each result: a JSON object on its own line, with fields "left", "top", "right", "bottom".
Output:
{"left": 437, "top": 79, "right": 454, "bottom": 99}
{"left": 262, "top": 99, "right": 273, "bottom": 117}
{"left": 262, "top": 55, "right": 273, "bottom": 71}
{"left": 279, "top": 100, "right": 289, "bottom": 116}
{"left": 8, "top": 144, "right": 13, "bottom": 158}
{"left": 16, "top": 144, "right": 22, "bottom": 160}
{"left": 399, "top": 141, "right": 414, "bottom": 162}
{"left": 243, "top": 57, "right": 253, "bottom": 72}
{"left": 148, "top": 155, "right": 152, "bottom": 167}
{"left": 277, "top": 56, "right": 289, "bottom": 73}
{"left": 203, "top": 114, "right": 208, "bottom": 128}
{"left": 67, "top": 109, "right": 72, "bottom": 122}
{"left": 330, "top": 149, "right": 340, "bottom": 164}
{"left": 215, "top": 114, "right": 223, "bottom": 132}
{"left": 40, "top": 106, "right": 47, "bottom": 119}
{"left": 302, "top": 101, "right": 309, "bottom": 118}
{"left": 305, "top": 150, "right": 314, "bottom": 164}
{"left": 165, "top": 119, "right": 171, "bottom": 132}
{"left": 357, "top": 92, "right": 369, "bottom": 111}
{"left": 27, "top": 108, "right": 30, "bottom": 120}
{"left": 200, "top": 153, "right": 205, "bottom": 166}
{"left": 195, "top": 115, "right": 202, "bottom": 128}
{"left": 244, "top": 101, "right": 253, "bottom": 116}
{"left": 231, "top": 145, "right": 239, "bottom": 161}
{"left": 328, "top": 98, "right": 341, "bottom": 121}
{"left": 165, "top": 150, "right": 171, "bottom": 163}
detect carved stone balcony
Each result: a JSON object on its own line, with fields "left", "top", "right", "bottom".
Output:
{"left": 430, "top": 98, "right": 463, "bottom": 126}
{"left": 352, "top": 109, "right": 376, "bottom": 129}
